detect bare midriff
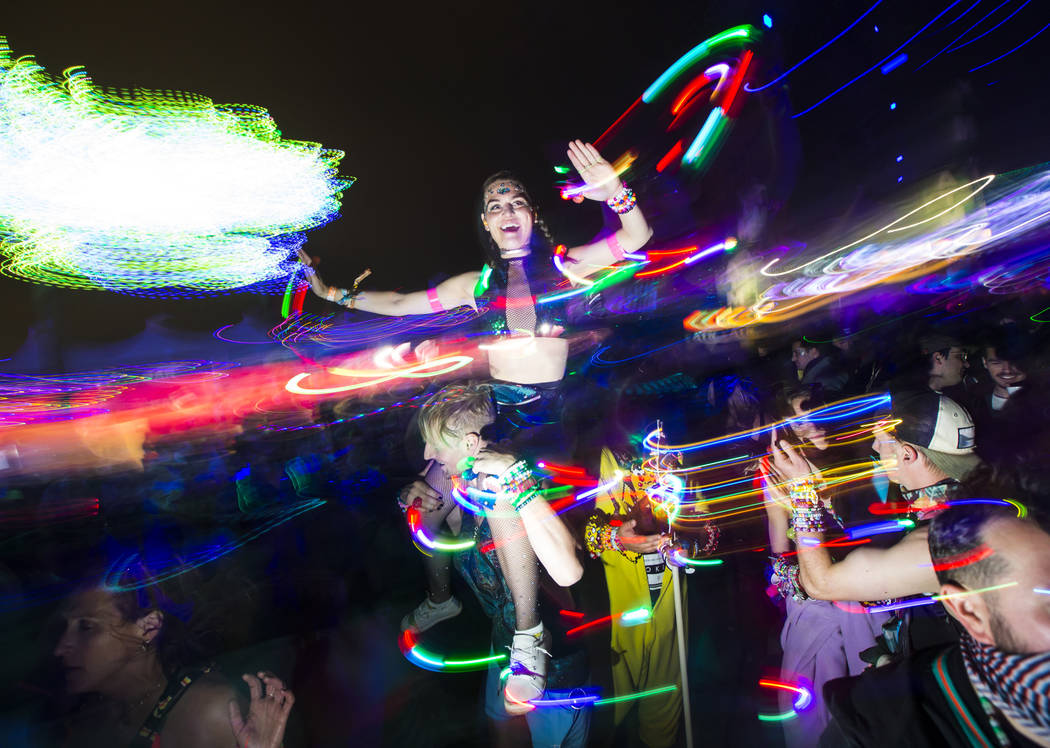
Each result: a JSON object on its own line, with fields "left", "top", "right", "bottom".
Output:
{"left": 485, "top": 337, "right": 569, "bottom": 384}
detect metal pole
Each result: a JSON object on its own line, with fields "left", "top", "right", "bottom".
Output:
{"left": 672, "top": 563, "right": 694, "bottom": 748}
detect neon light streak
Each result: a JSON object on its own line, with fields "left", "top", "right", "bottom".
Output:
{"left": 846, "top": 519, "right": 915, "bottom": 539}
{"left": 593, "top": 685, "right": 678, "bottom": 706}
{"left": 406, "top": 507, "right": 475, "bottom": 552}
{"left": 401, "top": 631, "right": 508, "bottom": 672}
{"left": 536, "top": 261, "right": 645, "bottom": 305}
{"left": 575, "top": 474, "right": 625, "bottom": 503}
{"left": 529, "top": 693, "right": 601, "bottom": 708}
{"left": 970, "top": 20, "right": 1050, "bottom": 72}
{"left": 1035, "top": 588, "right": 1050, "bottom": 595}
{"left": 944, "top": 498, "right": 1027, "bottom": 518}
{"left": 761, "top": 175, "right": 995, "bottom": 277}
{"left": 104, "top": 499, "right": 325, "bottom": 591}
{"left": 643, "top": 26, "right": 753, "bottom": 102}
{"left": 868, "top": 581, "right": 1020, "bottom": 614}
{"left": 642, "top": 394, "right": 890, "bottom": 453}
{"left": 559, "top": 609, "right": 586, "bottom": 619}
{"left": 285, "top": 355, "right": 473, "bottom": 395}
{"left": 759, "top": 679, "right": 814, "bottom": 711}
{"left": 537, "top": 461, "right": 586, "bottom": 476}
{"left": 930, "top": 545, "right": 994, "bottom": 572}
{"left": 671, "top": 552, "right": 725, "bottom": 567}
{"left": 567, "top": 615, "right": 612, "bottom": 637}
{"left": 918, "top": 0, "right": 1029, "bottom": 70}
{"left": 682, "top": 108, "right": 725, "bottom": 165}
{"left": 620, "top": 607, "right": 652, "bottom": 625}
{"left": 672, "top": 73, "right": 715, "bottom": 115}
{"left": 656, "top": 141, "right": 684, "bottom": 172}
{"left": 718, "top": 51, "right": 754, "bottom": 113}
{"left": 880, "top": 53, "right": 908, "bottom": 74}
{"left": 747, "top": 1, "right": 884, "bottom": 91}
{"left": 792, "top": 1, "right": 965, "bottom": 118}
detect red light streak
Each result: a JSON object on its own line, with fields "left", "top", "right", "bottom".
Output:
{"left": 671, "top": 73, "right": 714, "bottom": 114}
{"left": 930, "top": 544, "right": 994, "bottom": 572}
{"left": 559, "top": 609, "right": 585, "bottom": 619}
{"left": 593, "top": 97, "right": 643, "bottom": 148}
{"left": 656, "top": 141, "right": 684, "bottom": 172}
{"left": 867, "top": 502, "right": 915, "bottom": 515}
{"left": 566, "top": 615, "right": 613, "bottom": 637}
{"left": 719, "top": 50, "right": 753, "bottom": 115}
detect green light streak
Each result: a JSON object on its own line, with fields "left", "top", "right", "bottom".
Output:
{"left": 642, "top": 26, "right": 754, "bottom": 103}
{"left": 594, "top": 684, "right": 678, "bottom": 706}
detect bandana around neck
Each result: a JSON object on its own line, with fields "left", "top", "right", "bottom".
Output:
{"left": 960, "top": 632, "right": 1050, "bottom": 743}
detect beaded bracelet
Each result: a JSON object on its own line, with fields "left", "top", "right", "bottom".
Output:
{"left": 787, "top": 476, "right": 827, "bottom": 537}
{"left": 606, "top": 185, "right": 637, "bottom": 215}
{"left": 583, "top": 513, "right": 636, "bottom": 560}
{"left": 699, "top": 521, "right": 720, "bottom": 556}
{"left": 770, "top": 554, "right": 808, "bottom": 602}
{"left": 497, "top": 460, "right": 540, "bottom": 511}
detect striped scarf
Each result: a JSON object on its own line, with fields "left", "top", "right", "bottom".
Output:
{"left": 960, "top": 632, "right": 1050, "bottom": 742}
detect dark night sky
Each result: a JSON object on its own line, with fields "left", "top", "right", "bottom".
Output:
{"left": 3, "top": 0, "right": 1048, "bottom": 361}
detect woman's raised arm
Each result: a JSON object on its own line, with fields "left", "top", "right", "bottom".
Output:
{"left": 562, "top": 140, "right": 652, "bottom": 277}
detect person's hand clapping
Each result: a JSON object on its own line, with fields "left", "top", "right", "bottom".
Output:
{"left": 566, "top": 140, "right": 622, "bottom": 202}
{"left": 229, "top": 672, "right": 294, "bottom": 748}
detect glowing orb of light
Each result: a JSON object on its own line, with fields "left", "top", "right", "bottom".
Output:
{"left": 0, "top": 37, "right": 353, "bottom": 296}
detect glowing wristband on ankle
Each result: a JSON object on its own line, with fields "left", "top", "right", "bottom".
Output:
{"left": 605, "top": 233, "right": 626, "bottom": 261}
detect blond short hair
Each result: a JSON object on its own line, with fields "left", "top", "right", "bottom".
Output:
{"left": 418, "top": 383, "right": 496, "bottom": 446}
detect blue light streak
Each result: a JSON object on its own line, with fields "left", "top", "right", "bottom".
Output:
{"left": 792, "top": 0, "right": 965, "bottom": 118}
{"left": 970, "top": 19, "right": 1050, "bottom": 72}
{"left": 880, "top": 53, "right": 908, "bottom": 74}
{"left": 918, "top": 0, "right": 1029, "bottom": 70}
{"left": 747, "top": 0, "right": 885, "bottom": 92}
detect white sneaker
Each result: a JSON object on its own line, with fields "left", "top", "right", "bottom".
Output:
{"left": 400, "top": 596, "right": 462, "bottom": 633}
{"left": 504, "top": 627, "right": 551, "bottom": 706}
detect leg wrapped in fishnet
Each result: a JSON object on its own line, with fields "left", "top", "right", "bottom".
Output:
{"left": 486, "top": 496, "right": 540, "bottom": 630}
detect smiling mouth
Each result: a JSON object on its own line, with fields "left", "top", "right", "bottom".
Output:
{"left": 500, "top": 224, "right": 520, "bottom": 233}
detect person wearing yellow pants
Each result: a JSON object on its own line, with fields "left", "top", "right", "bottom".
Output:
{"left": 584, "top": 448, "right": 685, "bottom": 748}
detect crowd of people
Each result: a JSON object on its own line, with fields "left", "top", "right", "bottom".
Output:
{"left": 2, "top": 140, "right": 1049, "bottom": 748}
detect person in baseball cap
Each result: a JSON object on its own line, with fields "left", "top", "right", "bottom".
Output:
{"left": 889, "top": 390, "right": 981, "bottom": 484}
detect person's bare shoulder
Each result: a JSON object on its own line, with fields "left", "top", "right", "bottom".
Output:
{"left": 161, "top": 672, "right": 242, "bottom": 748}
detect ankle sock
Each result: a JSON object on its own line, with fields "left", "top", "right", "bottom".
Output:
{"left": 515, "top": 622, "right": 543, "bottom": 638}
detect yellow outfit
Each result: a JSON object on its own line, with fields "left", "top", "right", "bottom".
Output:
{"left": 592, "top": 458, "right": 684, "bottom": 748}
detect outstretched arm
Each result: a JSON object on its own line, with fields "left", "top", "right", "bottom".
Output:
{"left": 297, "top": 248, "right": 479, "bottom": 315}
{"left": 562, "top": 140, "right": 652, "bottom": 277}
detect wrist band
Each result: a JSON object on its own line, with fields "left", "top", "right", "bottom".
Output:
{"left": 426, "top": 287, "right": 445, "bottom": 312}
{"left": 584, "top": 512, "right": 636, "bottom": 560}
{"left": 770, "top": 555, "right": 808, "bottom": 602}
{"left": 326, "top": 286, "right": 344, "bottom": 302}
{"left": 497, "top": 460, "right": 539, "bottom": 511}
{"left": 605, "top": 233, "right": 626, "bottom": 261}
{"left": 338, "top": 268, "right": 372, "bottom": 310}
{"left": 606, "top": 185, "right": 637, "bottom": 215}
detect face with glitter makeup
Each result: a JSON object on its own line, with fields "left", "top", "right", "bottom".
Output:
{"left": 481, "top": 181, "right": 534, "bottom": 258}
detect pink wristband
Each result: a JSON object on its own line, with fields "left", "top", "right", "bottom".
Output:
{"left": 426, "top": 287, "right": 444, "bottom": 312}
{"left": 605, "top": 233, "right": 626, "bottom": 261}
